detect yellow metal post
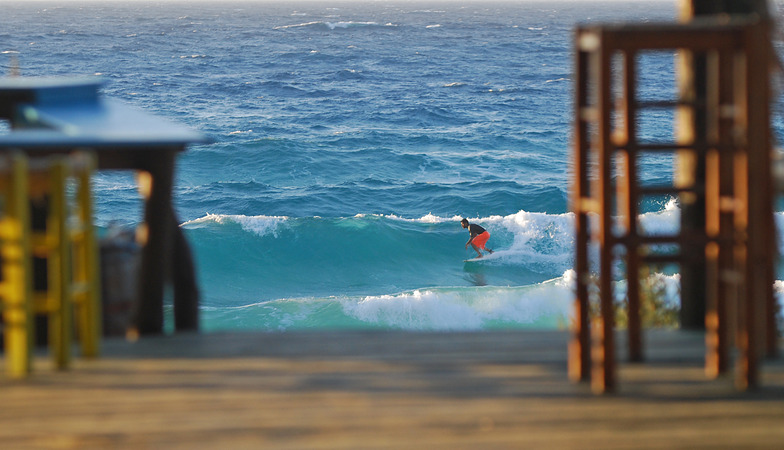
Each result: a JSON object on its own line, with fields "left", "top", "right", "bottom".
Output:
{"left": 0, "top": 154, "right": 34, "bottom": 378}
{"left": 71, "top": 152, "right": 101, "bottom": 357}
{"left": 49, "top": 160, "right": 73, "bottom": 370}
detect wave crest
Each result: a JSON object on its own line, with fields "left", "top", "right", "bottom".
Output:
{"left": 182, "top": 213, "right": 288, "bottom": 237}
{"left": 202, "top": 273, "right": 575, "bottom": 332}
{"left": 274, "top": 21, "right": 395, "bottom": 31}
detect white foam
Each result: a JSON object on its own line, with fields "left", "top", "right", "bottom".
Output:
{"left": 638, "top": 197, "right": 680, "bottom": 235}
{"left": 469, "top": 210, "right": 575, "bottom": 271}
{"left": 773, "top": 281, "right": 784, "bottom": 326}
{"left": 380, "top": 213, "right": 462, "bottom": 223}
{"left": 613, "top": 273, "right": 681, "bottom": 307}
{"left": 181, "top": 213, "right": 288, "bottom": 237}
{"left": 273, "top": 21, "right": 321, "bottom": 30}
{"left": 92, "top": 173, "right": 138, "bottom": 192}
{"left": 274, "top": 21, "right": 389, "bottom": 31}
{"left": 341, "top": 273, "right": 574, "bottom": 331}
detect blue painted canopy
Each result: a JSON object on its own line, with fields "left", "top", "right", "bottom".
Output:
{"left": 0, "top": 77, "right": 210, "bottom": 150}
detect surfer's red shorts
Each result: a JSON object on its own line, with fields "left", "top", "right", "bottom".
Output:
{"left": 472, "top": 231, "right": 490, "bottom": 249}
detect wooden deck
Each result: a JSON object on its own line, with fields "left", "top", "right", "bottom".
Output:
{"left": 2, "top": 329, "right": 783, "bottom": 448}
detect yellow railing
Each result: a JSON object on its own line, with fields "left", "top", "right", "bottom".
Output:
{"left": 0, "top": 151, "right": 101, "bottom": 378}
{"left": 0, "top": 153, "right": 34, "bottom": 378}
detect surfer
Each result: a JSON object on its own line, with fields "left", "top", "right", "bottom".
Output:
{"left": 461, "top": 218, "right": 493, "bottom": 258}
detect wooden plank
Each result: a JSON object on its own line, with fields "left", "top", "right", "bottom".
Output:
{"left": 593, "top": 30, "right": 616, "bottom": 394}
{"left": 580, "top": 19, "right": 752, "bottom": 52}
{"left": 569, "top": 42, "right": 591, "bottom": 383}
{"left": 1, "top": 330, "right": 783, "bottom": 448}
{"left": 621, "top": 49, "right": 642, "bottom": 363}
{"left": 705, "top": 47, "right": 736, "bottom": 378}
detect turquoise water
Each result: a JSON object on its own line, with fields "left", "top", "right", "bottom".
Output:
{"left": 4, "top": 1, "right": 781, "bottom": 331}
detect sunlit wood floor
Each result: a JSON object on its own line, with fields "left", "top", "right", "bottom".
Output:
{"left": 2, "top": 329, "right": 783, "bottom": 449}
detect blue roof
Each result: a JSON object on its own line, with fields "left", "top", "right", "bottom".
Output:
{"left": 0, "top": 77, "right": 210, "bottom": 149}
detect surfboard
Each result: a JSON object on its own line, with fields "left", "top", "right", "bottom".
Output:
{"left": 463, "top": 251, "right": 502, "bottom": 263}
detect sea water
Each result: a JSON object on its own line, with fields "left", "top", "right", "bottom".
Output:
{"left": 2, "top": 1, "right": 782, "bottom": 331}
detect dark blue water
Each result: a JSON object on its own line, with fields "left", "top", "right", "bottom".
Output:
{"left": 8, "top": 1, "right": 775, "bottom": 331}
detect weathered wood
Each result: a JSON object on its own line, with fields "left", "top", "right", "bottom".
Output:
{"left": 132, "top": 153, "right": 175, "bottom": 335}
{"left": 593, "top": 29, "right": 616, "bottom": 394}
{"left": 569, "top": 43, "right": 591, "bottom": 383}
{"left": 676, "top": 44, "right": 708, "bottom": 332}
{"left": 579, "top": 20, "right": 749, "bottom": 52}
{"left": 572, "top": 15, "right": 776, "bottom": 394}
{"left": 704, "top": 47, "right": 736, "bottom": 379}
{"left": 621, "top": 50, "right": 642, "bottom": 363}
{"left": 172, "top": 222, "right": 200, "bottom": 332}
{"left": 1, "top": 330, "right": 782, "bottom": 448}
{"left": 738, "top": 20, "right": 772, "bottom": 390}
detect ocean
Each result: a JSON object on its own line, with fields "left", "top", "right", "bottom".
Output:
{"left": 2, "top": 1, "right": 781, "bottom": 332}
